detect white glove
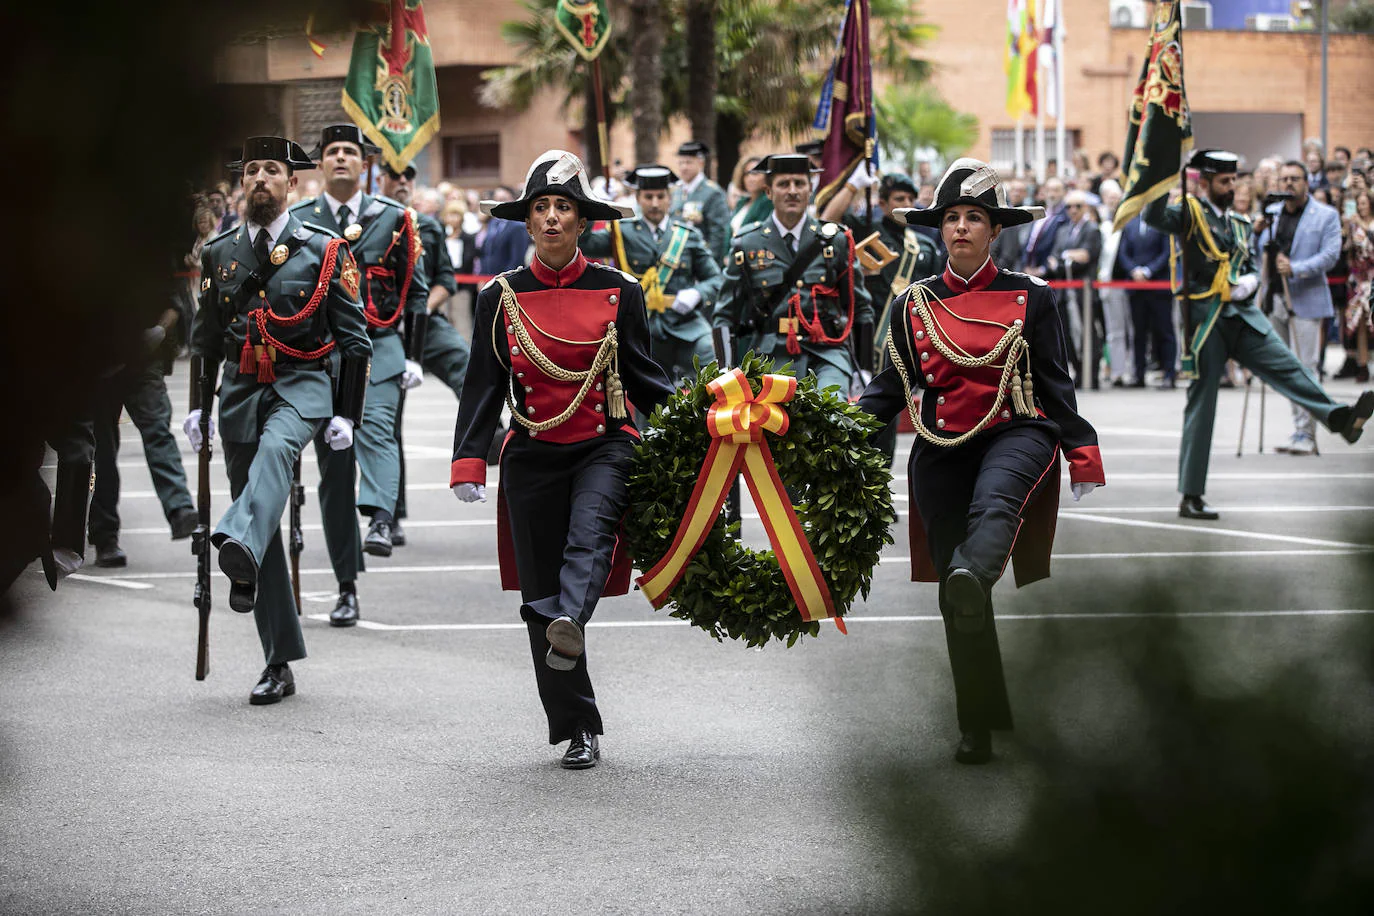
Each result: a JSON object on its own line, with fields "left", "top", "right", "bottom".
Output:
{"left": 1230, "top": 273, "right": 1259, "bottom": 302}
{"left": 323, "top": 416, "right": 355, "bottom": 451}
{"left": 1071, "top": 482, "right": 1100, "bottom": 502}
{"left": 453, "top": 483, "right": 487, "bottom": 503}
{"left": 846, "top": 167, "right": 876, "bottom": 192}
{"left": 142, "top": 326, "right": 167, "bottom": 351}
{"left": 182, "top": 409, "right": 215, "bottom": 454}
{"left": 670, "top": 289, "right": 702, "bottom": 315}
{"left": 401, "top": 359, "right": 425, "bottom": 390}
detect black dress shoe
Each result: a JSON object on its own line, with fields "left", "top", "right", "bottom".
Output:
{"left": 390, "top": 520, "right": 406, "bottom": 547}
{"left": 217, "top": 538, "right": 258, "bottom": 613}
{"left": 249, "top": 663, "right": 295, "bottom": 705}
{"left": 955, "top": 729, "right": 992, "bottom": 765}
{"left": 1128, "top": 380, "right": 1146, "bottom": 389}
{"left": 1178, "top": 495, "right": 1219, "bottom": 520}
{"left": 1333, "top": 391, "right": 1373, "bottom": 444}
{"left": 545, "top": 615, "right": 584, "bottom": 671}
{"left": 169, "top": 507, "right": 198, "bottom": 541}
{"left": 330, "top": 591, "right": 360, "bottom": 627}
{"left": 560, "top": 725, "right": 600, "bottom": 769}
{"left": 364, "top": 519, "right": 393, "bottom": 557}
{"left": 94, "top": 541, "right": 127, "bottom": 568}
{"left": 1333, "top": 355, "right": 1359, "bottom": 379}
{"left": 944, "top": 569, "right": 985, "bottom": 634}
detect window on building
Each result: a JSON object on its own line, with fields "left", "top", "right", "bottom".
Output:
{"left": 442, "top": 135, "right": 502, "bottom": 181}
{"left": 990, "top": 128, "right": 1082, "bottom": 177}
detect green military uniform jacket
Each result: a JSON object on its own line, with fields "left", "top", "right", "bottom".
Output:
{"left": 671, "top": 177, "right": 732, "bottom": 263}
{"left": 289, "top": 193, "right": 428, "bottom": 383}
{"left": 1142, "top": 194, "right": 1261, "bottom": 348}
{"left": 191, "top": 215, "right": 372, "bottom": 442}
{"left": 582, "top": 217, "right": 722, "bottom": 344}
{"left": 713, "top": 216, "right": 874, "bottom": 375}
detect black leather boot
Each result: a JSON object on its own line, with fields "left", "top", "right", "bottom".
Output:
{"left": 1178, "top": 495, "right": 1219, "bottom": 520}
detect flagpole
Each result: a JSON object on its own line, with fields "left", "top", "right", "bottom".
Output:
{"left": 590, "top": 58, "right": 612, "bottom": 186}
{"left": 1015, "top": 118, "right": 1024, "bottom": 178}
{"left": 1053, "top": 0, "right": 1066, "bottom": 179}
{"left": 1035, "top": 92, "right": 1046, "bottom": 182}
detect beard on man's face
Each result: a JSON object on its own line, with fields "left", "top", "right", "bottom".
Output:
{"left": 1212, "top": 190, "right": 1235, "bottom": 210}
{"left": 246, "top": 184, "right": 284, "bottom": 226}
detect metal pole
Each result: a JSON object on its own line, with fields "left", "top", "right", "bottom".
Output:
{"left": 1014, "top": 119, "right": 1025, "bottom": 178}
{"left": 1081, "top": 276, "right": 1096, "bottom": 390}
{"left": 1054, "top": 0, "right": 1067, "bottom": 178}
{"left": 1320, "top": 0, "right": 1329, "bottom": 154}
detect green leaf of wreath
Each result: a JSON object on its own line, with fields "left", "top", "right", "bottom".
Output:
{"left": 626, "top": 352, "right": 896, "bottom": 648}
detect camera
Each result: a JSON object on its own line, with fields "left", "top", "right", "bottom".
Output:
{"left": 1262, "top": 191, "right": 1294, "bottom": 207}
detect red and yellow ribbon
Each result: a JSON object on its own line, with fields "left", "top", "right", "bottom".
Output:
{"left": 638, "top": 369, "right": 843, "bottom": 632}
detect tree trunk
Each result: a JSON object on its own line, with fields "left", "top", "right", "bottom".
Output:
{"left": 715, "top": 111, "right": 745, "bottom": 195}
{"left": 685, "top": 0, "right": 718, "bottom": 179}
{"left": 628, "top": 0, "right": 665, "bottom": 167}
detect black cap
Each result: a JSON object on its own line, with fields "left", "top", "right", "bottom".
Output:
{"left": 226, "top": 136, "right": 316, "bottom": 172}
{"left": 795, "top": 140, "right": 825, "bottom": 157}
{"left": 311, "top": 123, "right": 382, "bottom": 160}
{"left": 677, "top": 141, "right": 710, "bottom": 158}
{"left": 1189, "top": 149, "right": 1239, "bottom": 175}
{"left": 878, "top": 173, "right": 919, "bottom": 198}
{"left": 626, "top": 165, "right": 679, "bottom": 191}
{"left": 481, "top": 149, "right": 633, "bottom": 222}
{"left": 383, "top": 161, "right": 418, "bottom": 180}
{"left": 758, "top": 154, "right": 821, "bottom": 177}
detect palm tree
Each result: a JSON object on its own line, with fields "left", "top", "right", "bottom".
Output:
{"left": 628, "top": 0, "right": 666, "bottom": 165}
{"left": 875, "top": 83, "right": 979, "bottom": 175}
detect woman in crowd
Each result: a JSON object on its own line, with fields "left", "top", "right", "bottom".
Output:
{"left": 450, "top": 151, "right": 674, "bottom": 770}
{"left": 185, "top": 207, "right": 218, "bottom": 301}
{"left": 729, "top": 155, "right": 772, "bottom": 235}
{"left": 858, "top": 159, "right": 1105, "bottom": 765}
{"left": 1345, "top": 189, "right": 1373, "bottom": 383}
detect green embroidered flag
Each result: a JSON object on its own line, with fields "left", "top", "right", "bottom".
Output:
{"left": 341, "top": 0, "right": 440, "bottom": 174}
{"left": 1114, "top": 0, "right": 1193, "bottom": 231}
{"left": 555, "top": 0, "right": 613, "bottom": 61}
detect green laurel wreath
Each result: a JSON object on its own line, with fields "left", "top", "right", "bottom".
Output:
{"left": 625, "top": 353, "right": 896, "bottom": 648}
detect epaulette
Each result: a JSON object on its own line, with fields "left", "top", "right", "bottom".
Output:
{"left": 205, "top": 225, "right": 237, "bottom": 247}
{"left": 288, "top": 198, "right": 316, "bottom": 213}
{"left": 373, "top": 194, "right": 407, "bottom": 211}
{"left": 1002, "top": 269, "right": 1047, "bottom": 287}
{"left": 480, "top": 267, "right": 520, "bottom": 292}
{"left": 296, "top": 221, "right": 339, "bottom": 240}
{"left": 588, "top": 260, "right": 640, "bottom": 284}
{"left": 732, "top": 220, "right": 764, "bottom": 239}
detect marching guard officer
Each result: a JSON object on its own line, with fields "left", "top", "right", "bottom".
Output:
{"left": 1142, "top": 149, "right": 1372, "bottom": 519}
{"left": 582, "top": 164, "right": 723, "bottom": 383}
{"left": 450, "top": 151, "right": 675, "bottom": 769}
{"left": 672, "top": 141, "right": 732, "bottom": 263}
{"left": 858, "top": 159, "right": 1107, "bottom": 764}
{"left": 712, "top": 154, "right": 874, "bottom": 393}
{"left": 291, "top": 125, "right": 428, "bottom": 624}
{"left": 185, "top": 136, "right": 370, "bottom": 704}
{"left": 377, "top": 161, "right": 469, "bottom": 548}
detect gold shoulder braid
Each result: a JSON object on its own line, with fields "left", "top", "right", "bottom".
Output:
{"left": 885, "top": 284, "right": 1036, "bottom": 448}
{"left": 495, "top": 277, "right": 626, "bottom": 433}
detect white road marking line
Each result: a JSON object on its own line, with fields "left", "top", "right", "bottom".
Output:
{"left": 306, "top": 608, "right": 1374, "bottom": 632}
{"left": 890, "top": 471, "right": 1374, "bottom": 483}
{"left": 63, "top": 574, "right": 155, "bottom": 590}
{"left": 1094, "top": 426, "right": 1183, "bottom": 438}
{"left": 1062, "top": 505, "right": 1374, "bottom": 514}
{"left": 1060, "top": 512, "right": 1370, "bottom": 549}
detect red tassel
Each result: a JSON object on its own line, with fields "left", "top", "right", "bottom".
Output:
{"left": 256, "top": 346, "right": 276, "bottom": 383}
{"left": 785, "top": 295, "right": 802, "bottom": 356}
{"left": 239, "top": 338, "right": 256, "bottom": 374}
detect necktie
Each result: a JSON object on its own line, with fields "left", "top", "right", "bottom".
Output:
{"left": 254, "top": 228, "right": 271, "bottom": 266}
{"left": 337, "top": 204, "right": 352, "bottom": 228}
{"left": 787, "top": 233, "right": 797, "bottom": 255}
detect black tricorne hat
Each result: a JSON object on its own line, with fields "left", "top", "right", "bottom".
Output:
{"left": 1189, "top": 149, "right": 1239, "bottom": 175}
{"left": 757, "top": 154, "right": 823, "bottom": 177}
{"left": 893, "top": 157, "right": 1044, "bottom": 228}
{"left": 481, "top": 150, "right": 634, "bottom": 222}
{"left": 677, "top": 141, "right": 710, "bottom": 158}
{"left": 226, "top": 136, "right": 316, "bottom": 172}
{"left": 310, "top": 123, "right": 382, "bottom": 160}
{"left": 794, "top": 140, "right": 825, "bottom": 157}
{"left": 626, "top": 165, "right": 679, "bottom": 191}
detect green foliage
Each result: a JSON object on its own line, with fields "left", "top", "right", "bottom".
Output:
{"left": 1335, "top": 1, "right": 1374, "bottom": 32}
{"left": 875, "top": 83, "right": 980, "bottom": 173}
{"left": 625, "top": 352, "right": 895, "bottom": 649}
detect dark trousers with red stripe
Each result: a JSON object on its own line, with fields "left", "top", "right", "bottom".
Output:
{"left": 501, "top": 436, "right": 635, "bottom": 744}
{"left": 911, "top": 424, "right": 1058, "bottom": 733}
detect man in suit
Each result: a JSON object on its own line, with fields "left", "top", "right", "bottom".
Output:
{"left": 1046, "top": 190, "right": 1103, "bottom": 387}
{"left": 1143, "top": 149, "right": 1372, "bottom": 520}
{"left": 290, "top": 125, "right": 428, "bottom": 621}
{"left": 581, "top": 165, "right": 722, "bottom": 382}
{"left": 673, "top": 141, "right": 732, "bottom": 263}
{"left": 1257, "top": 161, "right": 1345, "bottom": 455}
{"left": 713, "top": 154, "right": 874, "bottom": 394}
{"left": 185, "top": 136, "right": 371, "bottom": 703}
{"left": 378, "top": 162, "right": 469, "bottom": 546}
{"left": 478, "top": 186, "right": 530, "bottom": 274}
{"left": 1116, "top": 214, "right": 1176, "bottom": 388}
{"left": 1021, "top": 177, "right": 1069, "bottom": 278}
{"left": 990, "top": 178, "right": 1032, "bottom": 271}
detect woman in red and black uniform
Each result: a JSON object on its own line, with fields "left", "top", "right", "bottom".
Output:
{"left": 858, "top": 159, "right": 1107, "bottom": 765}
{"left": 450, "top": 151, "right": 675, "bottom": 769}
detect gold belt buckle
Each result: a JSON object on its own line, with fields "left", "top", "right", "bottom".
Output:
{"left": 778, "top": 317, "right": 799, "bottom": 335}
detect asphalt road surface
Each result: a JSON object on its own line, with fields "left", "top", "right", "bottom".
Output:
{"left": 3, "top": 354, "right": 1372, "bottom": 914}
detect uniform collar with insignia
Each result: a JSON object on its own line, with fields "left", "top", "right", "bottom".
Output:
{"left": 770, "top": 212, "right": 806, "bottom": 248}
{"left": 246, "top": 209, "right": 291, "bottom": 249}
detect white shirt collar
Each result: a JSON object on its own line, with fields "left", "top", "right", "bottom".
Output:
{"left": 247, "top": 209, "right": 291, "bottom": 248}
{"left": 323, "top": 189, "right": 364, "bottom": 223}
{"left": 683, "top": 173, "right": 705, "bottom": 195}
{"left": 646, "top": 215, "right": 672, "bottom": 236}
{"left": 771, "top": 212, "right": 805, "bottom": 245}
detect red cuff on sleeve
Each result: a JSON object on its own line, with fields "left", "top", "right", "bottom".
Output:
{"left": 450, "top": 458, "right": 488, "bottom": 488}
{"left": 1066, "top": 445, "right": 1105, "bottom": 486}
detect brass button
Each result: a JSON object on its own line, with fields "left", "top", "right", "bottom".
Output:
{"left": 937, "top": 395, "right": 945, "bottom": 405}
{"left": 796, "top": 280, "right": 804, "bottom": 289}
{"left": 524, "top": 386, "right": 533, "bottom": 394}
{"left": 910, "top": 306, "right": 917, "bottom": 314}
{"left": 936, "top": 418, "right": 946, "bottom": 429}
{"left": 925, "top": 373, "right": 934, "bottom": 383}
{"left": 506, "top": 324, "right": 514, "bottom": 333}
{"left": 609, "top": 294, "right": 618, "bottom": 305}
{"left": 1001, "top": 410, "right": 1011, "bottom": 419}
{"left": 596, "top": 423, "right": 605, "bottom": 434}
{"left": 517, "top": 372, "right": 525, "bottom": 379}
{"left": 527, "top": 405, "right": 536, "bottom": 415}
{"left": 915, "top": 330, "right": 925, "bottom": 340}
{"left": 258, "top": 290, "right": 266, "bottom": 298}
{"left": 920, "top": 352, "right": 929, "bottom": 362}
{"left": 1014, "top": 318, "right": 1024, "bottom": 328}
{"left": 223, "top": 295, "right": 230, "bottom": 303}
{"left": 595, "top": 382, "right": 603, "bottom": 392}
{"left": 530, "top": 429, "right": 538, "bottom": 438}
{"left": 511, "top": 346, "right": 520, "bottom": 356}
{"left": 1016, "top": 295, "right": 1026, "bottom": 305}
{"left": 298, "top": 290, "right": 305, "bottom": 297}
{"left": 594, "top": 404, "right": 603, "bottom": 413}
